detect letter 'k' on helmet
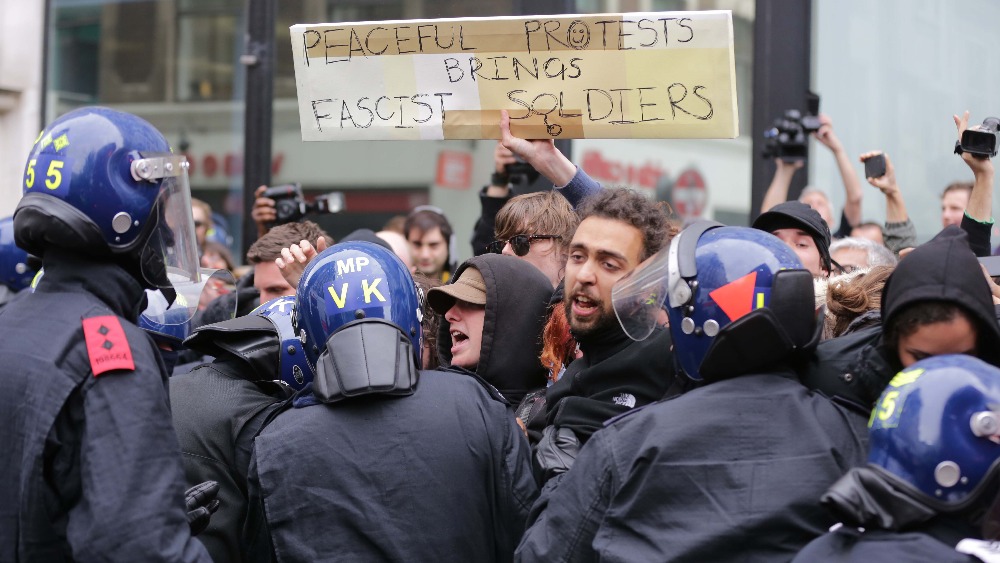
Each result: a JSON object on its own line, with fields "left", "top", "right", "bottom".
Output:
{"left": 613, "top": 221, "right": 816, "bottom": 381}
{"left": 14, "top": 107, "right": 201, "bottom": 314}
{"left": 295, "top": 241, "right": 423, "bottom": 402}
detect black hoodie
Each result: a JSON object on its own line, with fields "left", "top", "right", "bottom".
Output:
{"left": 437, "top": 254, "right": 553, "bottom": 405}
{"left": 880, "top": 226, "right": 1000, "bottom": 368}
{"left": 804, "top": 226, "right": 1000, "bottom": 417}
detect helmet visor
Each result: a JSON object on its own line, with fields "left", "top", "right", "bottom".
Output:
{"left": 612, "top": 245, "right": 671, "bottom": 341}
{"left": 143, "top": 267, "right": 236, "bottom": 325}
{"left": 140, "top": 156, "right": 201, "bottom": 290}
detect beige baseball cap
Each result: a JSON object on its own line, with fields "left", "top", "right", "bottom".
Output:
{"left": 427, "top": 267, "right": 486, "bottom": 314}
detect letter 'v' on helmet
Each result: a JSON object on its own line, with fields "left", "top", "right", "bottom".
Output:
{"left": 294, "top": 241, "right": 422, "bottom": 371}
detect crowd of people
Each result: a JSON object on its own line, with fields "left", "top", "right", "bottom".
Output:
{"left": 2, "top": 102, "right": 1000, "bottom": 563}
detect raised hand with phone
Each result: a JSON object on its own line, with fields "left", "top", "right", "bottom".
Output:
{"left": 860, "top": 150, "right": 916, "bottom": 253}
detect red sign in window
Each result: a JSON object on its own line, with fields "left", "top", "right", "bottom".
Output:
{"left": 435, "top": 151, "right": 473, "bottom": 190}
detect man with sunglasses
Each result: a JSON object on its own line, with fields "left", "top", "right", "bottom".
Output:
{"left": 487, "top": 190, "right": 578, "bottom": 288}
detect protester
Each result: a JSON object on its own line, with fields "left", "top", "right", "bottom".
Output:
{"left": 830, "top": 236, "right": 897, "bottom": 274}
{"left": 954, "top": 111, "right": 996, "bottom": 257}
{"left": 404, "top": 206, "right": 455, "bottom": 282}
{"left": 817, "top": 265, "right": 894, "bottom": 340}
{"left": 192, "top": 197, "right": 213, "bottom": 254}
{"left": 517, "top": 224, "right": 866, "bottom": 561}
{"left": 488, "top": 190, "right": 578, "bottom": 287}
{"left": 794, "top": 355, "right": 1000, "bottom": 562}
{"left": 752, "top": 200, "right": 833, "bottom": 277}
{"left": 244, "top": 242, "right": 536, "bottom": 562}
{"left": 0, "top": 107, "right": 214, "bottom": 561}
{"left": 859, "top": 151, "right": 917, "bottom": 254}
{"left": 942, "top": 182, "right": 972, "bottom": 229}
{"left": 246, "top": 220, "right": 331, "bottom": 304}
{"left": 428, "top": 253, "right": 553, "bottom": 405}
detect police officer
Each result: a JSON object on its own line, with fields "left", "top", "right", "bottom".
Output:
{"left": 794, "top": 355, "right": 1000, "bottom": 562}
{"left": 171, "top": 295, "right": 310, "bottom": 563}
{"left": 516, "top": 224, "right": 867, "bottom": 562}
{"left": 244, "top": 241, "right": 537, "bottom": 562}
{"left": 0, "top": 215, "right": 38, "bottom": 309}
{"left": 0, "top": 107, "right": 214, "bottom": 561}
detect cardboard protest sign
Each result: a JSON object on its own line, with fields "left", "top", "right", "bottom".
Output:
{"left": 291, "top": 11, "right": 738, "bottom": 141}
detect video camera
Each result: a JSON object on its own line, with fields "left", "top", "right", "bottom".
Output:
{"left": 956, "top": 117, "right": 1000, "bottom": 159}
{"left": 504, "top": 157, "right": 540, "bottom": 186}
{"left": 761, "top": 93, "right": 822, "bottom": 162}
{"left": 261, "top": 183, "right": 345, "bottom": 226}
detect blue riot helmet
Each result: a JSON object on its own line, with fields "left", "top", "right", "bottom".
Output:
{"left": 868, "top": 355, "right": 1000, "bottom": 535}
{"left": 253, "top": 296, "right": 313, "bottom": 390}
{"left": 0, "top": 216, "right": 36, "bottom": 292}
{"left": 295, "top": 241, "right": 422, "bottom": 403}
{"left": 613, "top": 222, "right": 816, "bottom": 381}
{"left": 14, "top": 107, "right": 202, "bottom": 316}
{"left": 139, "top": 290, "right": 193, "bottom": 349}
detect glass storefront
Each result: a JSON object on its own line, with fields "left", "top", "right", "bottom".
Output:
{"left": 45, "top": 0, "right": 755, "bottom": 262}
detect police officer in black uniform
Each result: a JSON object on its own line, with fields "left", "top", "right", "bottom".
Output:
{"left": 0, "top": 107, "right": 214, "bottom": 561}
{"left": 244, "top": 241, "right": 537, "bottom": 563}
{"left": 794, "top": 355, "right": 1000, "bottom": 562}
{"left": 517, "top": 224, "right": 866, "bottom": 562}
{"left": 171, "top": 296, "right": 310, "bottom": 563}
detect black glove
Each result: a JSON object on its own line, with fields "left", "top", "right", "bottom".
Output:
{"left": 185, "top": 480, "right": 221, "bottom": 536}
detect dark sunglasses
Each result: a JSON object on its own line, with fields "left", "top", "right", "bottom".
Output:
{"left": 488, "top": 234, "right": 561, "bottom": 257}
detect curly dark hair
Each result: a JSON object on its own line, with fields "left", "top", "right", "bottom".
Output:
{"left": 575, "top": 188, "right": 677, "bottom": 261}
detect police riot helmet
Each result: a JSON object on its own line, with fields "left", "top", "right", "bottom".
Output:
{"left": 0, "top": 216, "right": 36, "bottom": 292}
{"left": 295, "top": 241, "right": 422, "bottom": 402}
{"left": 14, "top": 107, "right": 201, "bottom": 311}
{"left": 138, "top": 268, "right": 236, "bottom": 347}
{"left": 613, "top": 222, "right": 816, "bottom": 381}
{"left": 869, "top": 355, "right": 1000, "bottom": 516}
{"left": 254, "top": 296, "right": 313, "bottom": 390}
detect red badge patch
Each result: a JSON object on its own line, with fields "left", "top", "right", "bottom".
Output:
{"left": 82, "top": 316, "right": 135, "bottom": 376}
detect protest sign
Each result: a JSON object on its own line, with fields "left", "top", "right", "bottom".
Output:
{"left": 291, "top": 11, "right": 738, "bottom": 140}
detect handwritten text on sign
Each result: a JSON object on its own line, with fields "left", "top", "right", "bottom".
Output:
{"left": 291, "top": 11, "right": 738, "bottom": 141}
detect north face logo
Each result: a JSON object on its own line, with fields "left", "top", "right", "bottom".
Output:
{"left": 612, "top": 393, "right": 636, "bottom": 408}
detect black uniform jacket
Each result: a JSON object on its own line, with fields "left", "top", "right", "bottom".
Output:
{"left": 245, "top": 369, "right": 538, "bottom": 563}
{"left": 516, "top": 369, "right": 866, "bottom": 563}
{"left": 0, "top": 250, "right": 210, "bottom": 562}
{"left": 171, "top": 314, "right": 292, "bottom": 563}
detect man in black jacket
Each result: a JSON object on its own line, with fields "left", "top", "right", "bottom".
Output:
{"left": 517, "top": 224, "right": 866, "bottom": 562}
{"left": 0, "top": 107, "right": 213, "bottom": 561}
{"left": 523, "top": 187, "right": 679, "bottom": 482}
{"left": 245, "top": 242, "right": 537, "bottom": 563}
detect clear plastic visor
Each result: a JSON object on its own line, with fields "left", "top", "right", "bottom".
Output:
{"left": 140, "top": 160, "right": 202, "bottom": 290}
{"left": 142, "top": 267, "right": 236, "bottom": 325}
{"left": 612, "top": 244, "right": 671, "bottom": 341}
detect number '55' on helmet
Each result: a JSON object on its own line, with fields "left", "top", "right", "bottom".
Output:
{"left": 869, "top": 355, "right": 1000, "bottom": 514}
{"left": 613, "top": 222, "right": 816, "bottom": 382}
{"left": 13, "top": 107, "right": 201, "bottom": 301}
{"left": 295, "top": 241, "right": 422, "bottom": 403}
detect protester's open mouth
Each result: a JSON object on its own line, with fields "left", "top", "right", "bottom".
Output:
{"left": 572, "top": 295, "right": 599, "bottom": 318}
{"left": 451, "top": 329, "right": 468, "bottom": 354}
